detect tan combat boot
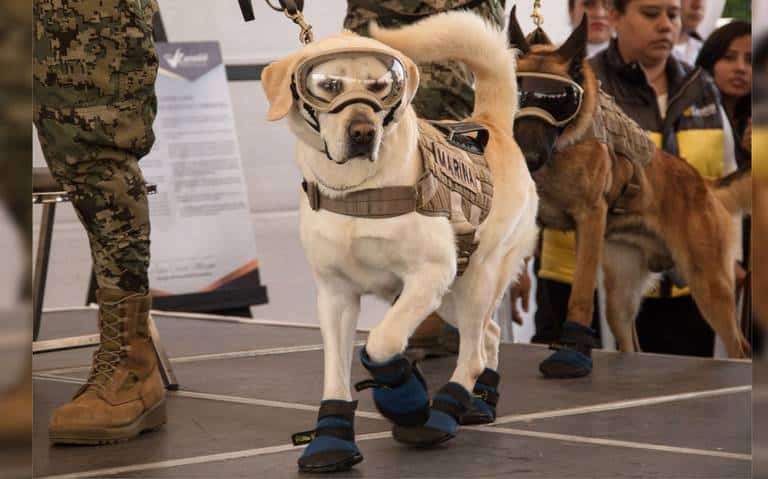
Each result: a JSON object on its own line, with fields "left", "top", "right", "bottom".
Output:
{"left": 49, "top": 289, "right": 166, "bottom": 445}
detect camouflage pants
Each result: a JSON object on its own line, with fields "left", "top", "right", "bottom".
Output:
{"left": 344, "top": 0, "right": 505, "bottom": 120}
{"left": 33, "top": 0, "right": 159, "bottom": 294}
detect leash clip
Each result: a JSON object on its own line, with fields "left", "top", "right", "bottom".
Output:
{"left": 265, "top": 0, "right": 313, "bottom": 44}
{"left": 284, "top": 8, "right": 314, "bottom": 45}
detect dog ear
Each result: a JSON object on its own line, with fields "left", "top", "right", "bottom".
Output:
{"left": 507, "top": 6, "right": 530, "bottom": 53}
{"left": 403, "top": 55, "right": 421, "bottom": 105}
{"left": 556, "top": 14, "right": 587, "bottom": 65}
{"left": 261, "top": 54, "right": 299, "bottom": 121}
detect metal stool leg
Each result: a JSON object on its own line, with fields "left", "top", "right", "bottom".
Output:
{"left": 33, "top": 202, "right": 56, "bottom": 341}
{"left": 148, "top": 314, "right": 179, "bottom": 390}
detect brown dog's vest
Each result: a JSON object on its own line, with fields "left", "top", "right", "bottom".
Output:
{"left": 591, "top": 90, "right": 656, "bottom": 167}
{"left": 302, "top": 119, "right": 494, "bottom": 274}
{"left": 589, "top": 89, "right": 656, "bottom": 214}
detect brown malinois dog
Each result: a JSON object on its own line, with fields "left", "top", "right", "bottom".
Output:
{"left": 508, "top": 8, "right": 751, "bottom": 378}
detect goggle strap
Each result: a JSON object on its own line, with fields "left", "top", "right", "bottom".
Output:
{"left": 291, "top": 77, "right": 321, "bottom": 132}
{"left": 516, "top": 107, "right": 577, "bottom": 127}
{"left": 382, "top": 99, "right": 401, "bottom": 127}
{"left": 303, "top": 103, "right": 320, "bottom": 132}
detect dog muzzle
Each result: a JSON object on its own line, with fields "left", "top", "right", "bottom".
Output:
{"left": 516, "top": 72, "right": 584, "bottom": 127}
{"left": 291, "top": 49, "right": 408, "bottom": 132}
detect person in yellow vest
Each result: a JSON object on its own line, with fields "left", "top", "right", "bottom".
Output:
{"left": 539, "top": 0, "right": 738, "bottom": 357}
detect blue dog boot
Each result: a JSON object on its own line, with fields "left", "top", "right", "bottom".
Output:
{"left": 459, "top": 368, "right": 500, "bottom": 425}
{"left": 356, "top": 348, "right": 430, "bottom": 426}
{"left": 392, "top": 382, "right": 471, "bottom": 447}
{"left": 539, "top": 321, "right": 599, "bottom": 378}
{"left": 294, "top": 400, "right": 363, "bottom": 473}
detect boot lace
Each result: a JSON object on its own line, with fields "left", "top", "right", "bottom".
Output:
{"left": 85, "top": 301, "right": 129, "bottom": 392}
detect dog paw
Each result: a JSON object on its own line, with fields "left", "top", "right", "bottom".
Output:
{"left": 357, "top": 348, "right": 430, "bottom": 426}
{"left": 294, "top": 400, "right": 363, "bottom": 473}
{"left": 539, "top": 321, "right": 598, "bottom": 378}
{"left": 539, "top": 348, "right": 593, "bottom": 378}
{"left": 459, "top": 368, "right": 500, "bottom": 425}
{"left": 392, "top": 382, "right": 471, "bottom": 447}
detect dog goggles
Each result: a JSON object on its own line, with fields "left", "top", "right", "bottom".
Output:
{"left": 516, "top": 72, "right": 584, "bottom": 127}
{"left": 293, "top": 50, "right": 407, "bottom": 115}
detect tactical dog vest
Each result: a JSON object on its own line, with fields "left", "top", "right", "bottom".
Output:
{"left": 590, "top": 89, "right": 656, "bottom": 168}
{"left": 589, "top": 89, "right": 656, "bottom": 214}
{"left": 302, "top": 119, "right": 494, "bottom": 274}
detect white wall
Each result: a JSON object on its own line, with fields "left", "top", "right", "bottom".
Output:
{"left": 157, "top": 1, "right": 573, "bottom": 64}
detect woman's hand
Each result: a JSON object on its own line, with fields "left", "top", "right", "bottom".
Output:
{"left": 508, "top": 259, "right": 532, "bottom": 325}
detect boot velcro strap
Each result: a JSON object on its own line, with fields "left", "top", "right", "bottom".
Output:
{"left": 291, "top": 426, "right": 353, "bottom": 446}
{"left": 549, "top": 340, "right": 598, "bottom": 356}
{"left": 293, "top": 401, "right": 357, "bottom": 446}
{"left": 317, "top": 400, "right": 357, "bottom": 422}
{"left": 472, "top": 389, "right": 500, "bottom": 407}
{"left": 559, "top": 322, "right": 599, "bottom": 348}
{"left": 355, "top": 379, "right": 391, "bottom": 392}
{"left": 476, "top": 368, "right": 500, "bottom": 389}
{"left": 431, "top": 382, "right": 471, "bottom": 421}
{"left": 358, "top": 352, "right": 414, "bottom": 388}
{"left": 558, "top": 335, "right": 600, "bottom": 348}
{"left": 431, "top": 399, "right": 466, "bottom": 421}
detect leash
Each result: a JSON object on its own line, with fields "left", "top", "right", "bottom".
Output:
{"left": 238, "top": 0, "right": 314, "bottom": 44}
{"left": 531, "top": 0, "right": 544, "bottom": 27}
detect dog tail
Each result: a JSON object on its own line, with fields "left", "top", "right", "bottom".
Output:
{"left": 370, "top": 11, "right": 517, "bottom": 130}
{"left": 713, "top": 167, "right": 752, "bottom": 215}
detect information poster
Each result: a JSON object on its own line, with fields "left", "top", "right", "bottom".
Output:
{"left": 143, "top": 41, "right": 266, "bottom": 308}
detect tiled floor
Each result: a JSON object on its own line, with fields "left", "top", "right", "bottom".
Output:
{"left": 33, "top": 310, "right": 751, "bottom": 478}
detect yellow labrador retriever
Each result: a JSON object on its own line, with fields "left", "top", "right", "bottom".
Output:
{"left": 262, "top": 12, "right": 537, "bottom": 472}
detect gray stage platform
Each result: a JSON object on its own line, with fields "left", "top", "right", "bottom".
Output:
{"left": 33, "top": 309, "right": 752, "bottom": 478}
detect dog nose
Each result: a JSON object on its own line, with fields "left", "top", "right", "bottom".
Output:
{"left": 348, "top": 121, "right": 375, "bottom": 145}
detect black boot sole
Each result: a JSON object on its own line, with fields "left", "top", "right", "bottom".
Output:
{"left": 298, "top": 453, "right": 363, "bottom": 473}
{"left": 539, "top": 360, "right": 592, "bottom": 378}
{"left": 391, "top": 424, "right": 455, "bottom": 447}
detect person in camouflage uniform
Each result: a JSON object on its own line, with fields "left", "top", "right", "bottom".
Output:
{"left": 33, "top": 0, "right": 167, "bottom": 444}
{"left": 345, "top": 0, "right": 505, "bottom": 121}
{"left": 344, "top": 0, "right": 506, "bottom": 355}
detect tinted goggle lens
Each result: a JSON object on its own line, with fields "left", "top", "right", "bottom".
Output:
{"left": 517, "top": 74, "right": 583, "bottom": 124}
